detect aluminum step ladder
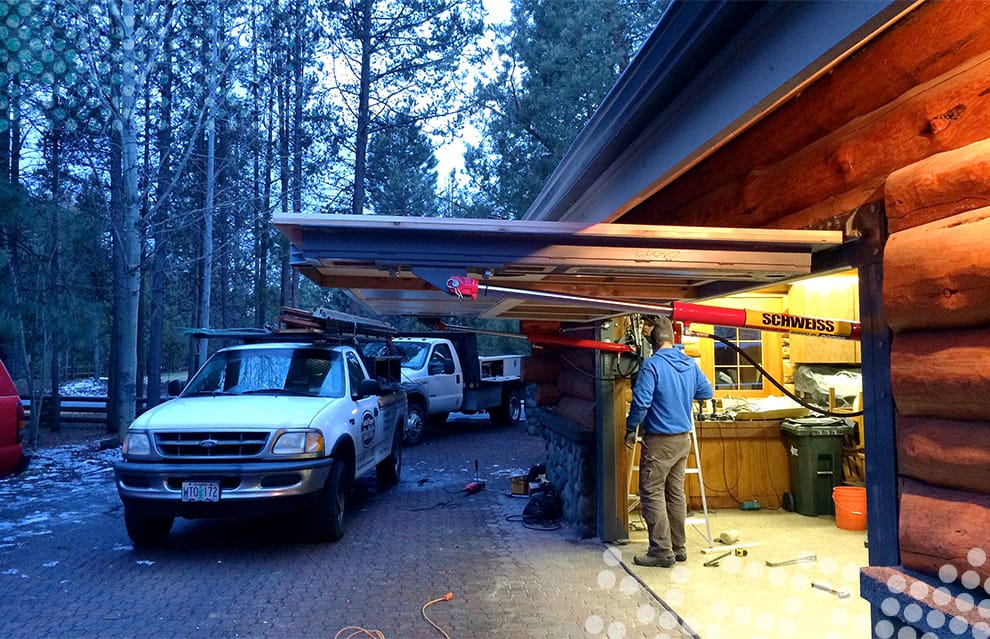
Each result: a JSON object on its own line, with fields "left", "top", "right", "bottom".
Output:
{"left": 627, "top": 422, "right": 713, "bottom": 544}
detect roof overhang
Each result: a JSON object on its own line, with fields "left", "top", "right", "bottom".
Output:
{"left": 275, "top": 214, "right": 843, "bottom": 322}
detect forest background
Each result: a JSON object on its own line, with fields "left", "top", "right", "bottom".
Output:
{"left": 0, "top": 0, "right": 666, "bottom": 439}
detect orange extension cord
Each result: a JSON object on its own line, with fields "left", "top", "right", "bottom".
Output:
{"left": 333, "top": 592, "right": 454, "bottom": 639}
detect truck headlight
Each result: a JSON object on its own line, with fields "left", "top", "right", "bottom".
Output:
{"left": 122, "top": 432, "right": 152, "bottom": 457}
{"left": 273, "top": 430, "right": 325, "bottom": 455}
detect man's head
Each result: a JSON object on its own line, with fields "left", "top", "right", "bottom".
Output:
{"left": 650, "top": 317, "right": 675, "bottom": 349}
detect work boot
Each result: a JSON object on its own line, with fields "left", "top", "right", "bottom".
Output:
{"left": 675, "top": 551, "right": 688, "bottom": 562}
{"left": 634, "top": 553, "right": 675, "bottom": 568}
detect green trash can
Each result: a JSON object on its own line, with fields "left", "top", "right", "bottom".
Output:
{"left": 780, "top": 417, "right": 854, "bottom": 516}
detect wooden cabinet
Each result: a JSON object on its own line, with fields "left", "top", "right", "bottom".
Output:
{"left": 788, "top": 274, "right": 861, "bottom": 364}
{"left": 686, "top": 420, "right": 790, "bottom": 510}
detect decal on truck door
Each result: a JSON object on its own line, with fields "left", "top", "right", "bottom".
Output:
{"left": 361, "top": 410, "right": 376, "bottom": 448}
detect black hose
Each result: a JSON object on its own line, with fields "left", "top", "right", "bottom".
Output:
{"left": 691, "top": 330, "right": 864, "bottom": 418}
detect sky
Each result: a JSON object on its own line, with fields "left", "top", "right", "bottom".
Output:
{"left": 434, "top": 0, "right": 513, "bottom": 187}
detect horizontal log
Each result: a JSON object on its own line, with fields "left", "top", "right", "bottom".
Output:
{"left": 900, "top": 478, "right": 990, "bottom": 583}
{"left": 555, "top": 396, "right": 596, "bottom": 432}
{"left": 884, "top": 207, "right": 990, "bottom": 332}
{"left": 890, "top": 328, "right": 990, "bottom": 421}
{"left": 651, "top": 49, "right": 990, "bottom": 228}
{"left": 521, "top": 355, "right": 560, "bottom": 385}
{"left": 533, "top": 383, "right": 563, "bottom": 406}
{"left": 620, "top": 0, "right": 990, "bottom": 227}
{"left": 885, "top": 139, "right": 990, "bottom": 233}
{"left": 558, "top": 369, "right": 595, "bottom": 402}
{"left": 898, "top": 415, "right": 990, "bottom": 494}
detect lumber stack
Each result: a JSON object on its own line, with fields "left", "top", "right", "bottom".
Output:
{"left": 884, "top": 140, "right": 990, "bottom": 583}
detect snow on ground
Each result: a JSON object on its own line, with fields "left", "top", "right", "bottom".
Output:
{"left": 0, "top": 442, "right": 121, "bottom": 548}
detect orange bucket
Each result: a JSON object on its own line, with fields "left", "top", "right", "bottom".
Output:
{"left": 833, "top": 486, "right": 867, "bottom": 530}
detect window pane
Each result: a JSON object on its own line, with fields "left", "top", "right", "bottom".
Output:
{"left": 714, "top": 325, "right": 736, "bottom": 339}
{"left": 713, "top": 342, "right": 735, "bottom": 366}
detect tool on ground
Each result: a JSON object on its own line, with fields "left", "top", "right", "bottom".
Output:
{"left": 704, "top": 551, "right": 731, "bottom": 567}
{"left": 766, "top": 554, "right": 817, "bottom": 567}
{"left": 812, "top": 582, "right": 851, "bottom": 599}
{"left": 462, "top": 481, "right": 485, "bottom": 494}
{"left": 703, "top": 547, "right": 748, "bottom": 567}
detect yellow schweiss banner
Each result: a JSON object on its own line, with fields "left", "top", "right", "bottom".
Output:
{"left": 745, "top": 310, "right": 857, "bottom": 338}
{"left": 671, "top": 302, "right": 861, "bottom": 340}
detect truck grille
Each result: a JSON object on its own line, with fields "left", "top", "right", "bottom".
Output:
{"left": 154, "top": 431, "right": 270, "bottom": 458}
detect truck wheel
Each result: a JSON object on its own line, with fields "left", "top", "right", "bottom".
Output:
{"left": 124, "top": 509, "right": 174, "bottom": 547}
{"left": 376, "top": 423, "right": 402, "bottom": 487}
{"left": 404, "top": 404, "right": 427, "bottom": 446}
{"left": 309, "top": 460, "right": 347, "bottom": 542}
{"left": 491, "top": 390, "right": 522, "bottom": 427}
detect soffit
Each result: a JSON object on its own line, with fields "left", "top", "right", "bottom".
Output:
{"left": 275, "top": 214, "right": 842, "bottom": 322}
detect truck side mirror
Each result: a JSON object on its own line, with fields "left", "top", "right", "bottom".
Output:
{"left": 443, "top": 359, "right": 455, "bottom": 374}
{"left": 355, "top": 378, "right": 381, "bottom": 397}
{"left": 167, "top": 380, "right": 183, "bottom": 397}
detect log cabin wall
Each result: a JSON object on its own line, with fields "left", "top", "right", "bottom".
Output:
{"left": 520, "top": 322, "right": 598, "bottom": 537}
{"left": 883, "top": 142, "right": 990, "bottom": 587}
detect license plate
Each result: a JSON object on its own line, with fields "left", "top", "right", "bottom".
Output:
{"left": 181, "top": 481, "right": 220, "bottom": 502}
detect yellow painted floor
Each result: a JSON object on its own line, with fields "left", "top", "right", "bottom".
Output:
{"left": 618, "top": 507, "right": 871, "bottom": 638}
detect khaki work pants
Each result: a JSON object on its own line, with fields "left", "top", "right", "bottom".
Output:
{"left": 638, "top": 431, "right": 692, "bottom": 559}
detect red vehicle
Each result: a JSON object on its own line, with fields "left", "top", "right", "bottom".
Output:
{"left": 0, "top": 358, "right": 28, "bottom": 478}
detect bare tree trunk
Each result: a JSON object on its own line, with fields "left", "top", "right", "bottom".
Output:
{"left": 196, "top": 1, "right": 219, "bottom": 369}
{"left": 351, "top": 0, "right": 372, "bottom": 216}
{"left": 277, "top": 68, "right": 293, "bottom": 308}
{"left": 111, "top": 0, "right": 142, "bottom": 437}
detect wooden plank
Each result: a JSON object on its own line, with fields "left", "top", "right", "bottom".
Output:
{"left": 884, "top": 207, "right": 990, "bottom": 332}
{"left": 900, "top": 477, "right": 990, "bottom": 584}
{"left": 787, "top": 275, "right": 861, "bottom": 364}
{"left": 885, "top": 139, "right": 990, "bottom": 233}
{"left": 898, "top": 415, "right": 990, "bottom": 495}
{"left": 621, "top": 0, "right": 990, "bottom": 226}
{"left": 890, "top": 328, "right": 990, "bottom": 421}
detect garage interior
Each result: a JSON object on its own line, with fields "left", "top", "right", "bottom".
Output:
{"left": 276, "top": 2, "right": 990, "bottom": 638}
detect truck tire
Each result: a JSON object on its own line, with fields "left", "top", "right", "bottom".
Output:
{"left": 376, "top": 423, "right": 403, "bottom": 487}
{"left": 490, "top": 390, "right": 522, "bottom": 427}
{"left": 309, "top": 459, "right": 347, "bottom": 542}
{"left": 404, "top": 403, "right": 427, "bottom": 446}
{"left": 124, "top": 509, "right": 174, "bottom": 547}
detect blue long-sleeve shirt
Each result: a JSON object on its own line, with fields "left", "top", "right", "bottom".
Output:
{"left": 626, "top": 347, "right": 713, "bottom": 435}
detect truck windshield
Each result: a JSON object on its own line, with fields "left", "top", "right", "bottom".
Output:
{"left": 183, "top": 347, "right": 345, "bottom": 398}
{"left": 364, "top": 341, "right": 430, "bottom": 370}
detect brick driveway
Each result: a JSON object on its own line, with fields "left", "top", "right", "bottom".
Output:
{"left": 0, "top": 418, "right": 691, "bottom": 638}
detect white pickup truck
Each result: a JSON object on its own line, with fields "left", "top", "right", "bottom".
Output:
{"left": 364, "top": 333, "right": 524, "bottom": 445}
{"left": 113, "top": 341, "right": 406, "bottom": 546}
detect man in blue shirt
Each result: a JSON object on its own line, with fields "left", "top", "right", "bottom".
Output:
{"left": 625, "top": 317, "right": 713, "bottom": 567}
